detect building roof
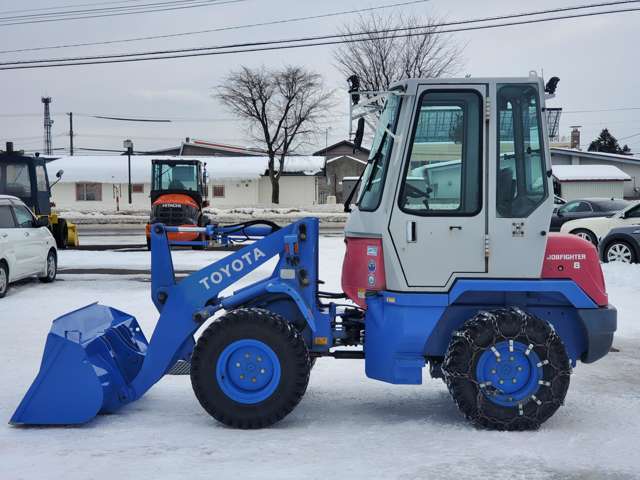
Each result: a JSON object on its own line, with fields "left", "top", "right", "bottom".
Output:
{"left": 47, "top": 155, "right": 325, "bottom": 183}
{"left": 313, "top": 140, "right": 370, "bottom": 156}
{"left": 550, "top": 147, "right": 640, "bottom": 165}
{"left": 552, "top": 164, "right": 631, "bottom": 182}
{"left": 144, "top": 138, "right": 266, "bottom": 157}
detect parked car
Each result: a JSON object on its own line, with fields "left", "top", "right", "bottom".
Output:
{"left": 550, "top": 198, "right": 629, "bottom": 232}
{"left": 0, "top": 195, "right": 58, "bottom": 298}
{"left": 598, "top": 226, "right": 640, "bottom": 263}
{"left": 560, "top": 200, "right": 640, "bottom": 245}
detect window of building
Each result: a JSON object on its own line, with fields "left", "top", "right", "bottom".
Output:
{"left": 496, "top": 84, "right": 548, "bottom": 218}
{"left": 13, "top": 205, "right": 34, "bottom": 228}
{"left": 0, "top": 205, "right": 15, "bottom": 228}
{"left": 76, "top": 183, "right": 102, "bottom": 201}
{"left": 212, "top": 185, "right": 225, "bottom": 198}
{"left": 399, "top": 90, "right": 482, "bottom": 216}
{"left": 132, "top": 184, "right": 144, "bottom": 193}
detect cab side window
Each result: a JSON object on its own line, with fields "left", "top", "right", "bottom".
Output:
{"left": 496, "top": 84, "right": 548, "bottom": 218}
{"left": 13, "top": 205, "right": 35, "bottom": 228}
{"left": 0, "top": 205, "right": 16, "bottom": 228}
{"left": 399, "top": 90, "right": 482, "bottom": 215}
{"left": 626, "top": 205, "right": 640, "bottom": 218}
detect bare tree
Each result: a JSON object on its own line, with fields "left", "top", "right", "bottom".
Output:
{"left": 216, "top": 66, "right": 333, "bottom": 204}
{"left": 334, "top": 12, "right": 464, "bottom": 92}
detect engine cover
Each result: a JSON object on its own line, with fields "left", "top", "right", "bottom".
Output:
{"left": 541, "top": 233, "right": 608, "bottom": 306}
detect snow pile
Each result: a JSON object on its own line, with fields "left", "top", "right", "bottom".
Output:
{"left": 552, "top": 164, "right": 631, "bottom": 182}
{"left": 56, "top": 204, "right": 349, "bottom": 224}
{"left": 46, "top": 155, "right": 325, "bottom": 184}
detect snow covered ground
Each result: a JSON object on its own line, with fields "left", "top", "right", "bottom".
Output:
{"left": 1, "top": 239, "right": 640, "bottom": 479}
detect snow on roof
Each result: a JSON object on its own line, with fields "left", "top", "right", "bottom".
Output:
{"left": 551, "top": 147, "right": 640, "bottom": 162}
{"left": 46, "top": 155, "right": 324, "bottom": 183}
{"left": 552, "top": 164, "right": 631, "bottom": 182}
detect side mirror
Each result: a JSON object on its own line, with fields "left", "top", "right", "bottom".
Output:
{"left": 35, "top": 217, "right": 50, "bottom": 228}
{"left": 202, "top": 200, "right": 210, "bottom": 208}
{"left": 56, "top": 169, "right": 64, "bottom": 179}
{"left": 557, "top": 210, "right": 564, "bottom": 217}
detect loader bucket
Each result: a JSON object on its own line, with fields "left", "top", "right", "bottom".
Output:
{"left": 10, "top": 303, "right": 148, "bottom": 425}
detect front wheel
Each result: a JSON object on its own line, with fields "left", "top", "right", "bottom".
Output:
{"left": 604, "top": 241, "right": 636, "bottom": 263}
{"left": 443, "top": 308, "right": 571, "bottom": 431}
{"left": 39, "top": 250, "right": 57, "bottom": 283}
{"left": 190, "top": 308, "right": 311, "bottom": 429}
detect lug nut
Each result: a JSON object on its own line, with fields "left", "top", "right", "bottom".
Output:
{"left": 251, "top": 377, "right": 256, "bottom": 383}
{"left": 512, "top": 378, "right": 517, "bottom": 383}
{"left": 260, "top": 368, "right": 265, "bottom": 374}
{"left": 244, "top": 353, "right": 250, "bottom": 359}
{"left": 239, "top": 374, "right": 245, "bottom": 379}
{"left": 517, "top": 366, "right": 523, "bottom": 372}
{"left": 499, "top": 379, "right": 505, "bottom": 385}
{"left": 236, "top": 362, "right": 241, "bottom": 368}
{"left": 509, "top": 356, "right": 515, "bottom": 362}
{"left": 257, "top": 356, "right": 262, "bottom": 362}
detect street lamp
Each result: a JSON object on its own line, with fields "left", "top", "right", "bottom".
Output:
{"left": 123, "top": 139, "right": 133, "bottom": 205}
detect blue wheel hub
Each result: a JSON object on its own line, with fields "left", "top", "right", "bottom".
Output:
{"left": 216, "top": 339, "right": 281, "bottom": 404}
{"left": 476, "top": 340, "right": 542, "bottom": 407}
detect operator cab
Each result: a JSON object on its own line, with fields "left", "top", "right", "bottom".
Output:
{"left": 343, "top": 74, "right": 557, "bottom": 297}
{"left": 0, "top": 144, "right": 58, "bottom": 217}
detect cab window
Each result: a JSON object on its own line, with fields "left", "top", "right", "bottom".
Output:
{"left": 561, "top": 201, "right": 591, "bottom": 213}
{"left": 35, "top": 166, "right": 48, "bottom": 192}
{"left": 13, "top": 205, "right": 35, "bottom": 228}
{"left": 497, "top": 84, "right": 548, "bottom": 218}
{"left": 0, "top": 205, "right": 15, "bottom": 228}
{"left": 399, "top": 90, "right": 482, "bottom": 215}
{"left": 357, "top": 93, "right": 402, "bottom": 211}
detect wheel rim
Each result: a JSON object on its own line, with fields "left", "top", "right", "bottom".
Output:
{"left": 47, "top": 254, "right": 56, "bottom": 279}
{"left": 575, "top": 231, "right": 592, "bottom": 242}
{"left": 216, "top": 339, "right": 281, "bottom": 404}
{"left": 0, "top": 268, "right": 6, "bottom": 293}
{"left": 607, "top": 243, "right": 633, "bottom": 263}
{"left": 475, "top": 340, "right": 542, "bottom": 407}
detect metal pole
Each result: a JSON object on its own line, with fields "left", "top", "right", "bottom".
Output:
{"left": 128, "top": 147, "right": 132, "bottom": 204}
{"left": 68, "top": 112, "right": 74, "bottom": 156}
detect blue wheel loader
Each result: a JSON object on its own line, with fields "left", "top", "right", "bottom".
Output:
{"left": 11, "top": 74, "right": 616, "bottom": 430}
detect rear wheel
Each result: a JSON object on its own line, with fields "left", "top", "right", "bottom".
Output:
{"left": 190, "top": 308, "right": 311, "bottom": 429}
{"left": 443, "top": 308, "right": 570, "bottom": 431}
{"left": 605, "top": 241, "right": 636, "bottom": 264}
{"left": 39, "top": 250, "right": 57, "bottom": 283}
{"left": 0, "top": 262, "right": 8, "bottom": 298}
{"left": 570, "top": 228, "right": 597, "bottom": 245}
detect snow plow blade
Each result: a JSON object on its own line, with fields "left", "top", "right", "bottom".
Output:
{"left": 10, "top": 303, "right": 148, "bottom": 425}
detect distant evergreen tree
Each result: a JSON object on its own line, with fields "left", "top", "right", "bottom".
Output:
{"left": 588, "top": 128, "right": 632, "bottom": 155}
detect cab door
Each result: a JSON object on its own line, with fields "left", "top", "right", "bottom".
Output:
{"left": 388, "top": 85, "right": 487, "bottom": 288}
{"left": 12, "top": 203, "right": 42, "bottom": 275}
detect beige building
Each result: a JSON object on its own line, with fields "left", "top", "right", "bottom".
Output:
{"left": 46, "top": 155, "right": 324, "bottom": 211}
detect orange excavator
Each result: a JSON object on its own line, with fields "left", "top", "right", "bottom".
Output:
{"left": 145, "top": 159, "right": 209, "bottom": 249}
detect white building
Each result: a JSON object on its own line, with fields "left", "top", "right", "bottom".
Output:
{"left": 550, "top": 148, "right": 640, "bottom": 199}
{"left": 46, "top": 155, "right": 325, "bottom": 211}
{"left": 551, "top": 164, "right": 631, "bottom": 201}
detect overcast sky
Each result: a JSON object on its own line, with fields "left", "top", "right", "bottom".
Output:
{"left": 1, "top": 0, "right": 639, "bottom": 155}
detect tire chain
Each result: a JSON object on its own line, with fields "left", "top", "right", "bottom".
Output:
{"left": 443, "top": 307, "right": 572, "bottom": 430}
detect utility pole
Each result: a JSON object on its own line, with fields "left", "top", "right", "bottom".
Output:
{"left": 41, "top": 97, "right": 53, "bottom": 155}
{"left": 67, "top": 112, "right": 74, "bottom": 156}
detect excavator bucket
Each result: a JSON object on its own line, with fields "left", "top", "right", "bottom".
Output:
{"left": 11, "top": 303, "right": 148, "bottom": 425}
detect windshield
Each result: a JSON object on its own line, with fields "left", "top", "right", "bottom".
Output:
{"left": 357, "top": 93, "right": 402, "bottom": 211}
{"left": 152, "top": 163, "right": 199, "bottom": 192}
{"left": 0, "top": 162, "right": 32, "bottom": 198}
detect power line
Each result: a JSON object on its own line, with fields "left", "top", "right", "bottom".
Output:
{"left": 2, "top": 2, "right": 639, "bottom": 70}
{"left": 0, "top": 1, "right": 147, "bottom": 16}
{"left": 0, "top": 0, "right": 430, "bottom": 55}
{"left": 0, "top": 0, "right": 247, "bottom": 27}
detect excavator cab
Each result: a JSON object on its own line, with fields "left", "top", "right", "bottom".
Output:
{"left": 146, "top": 159, "right": 209, "bottom": 248}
